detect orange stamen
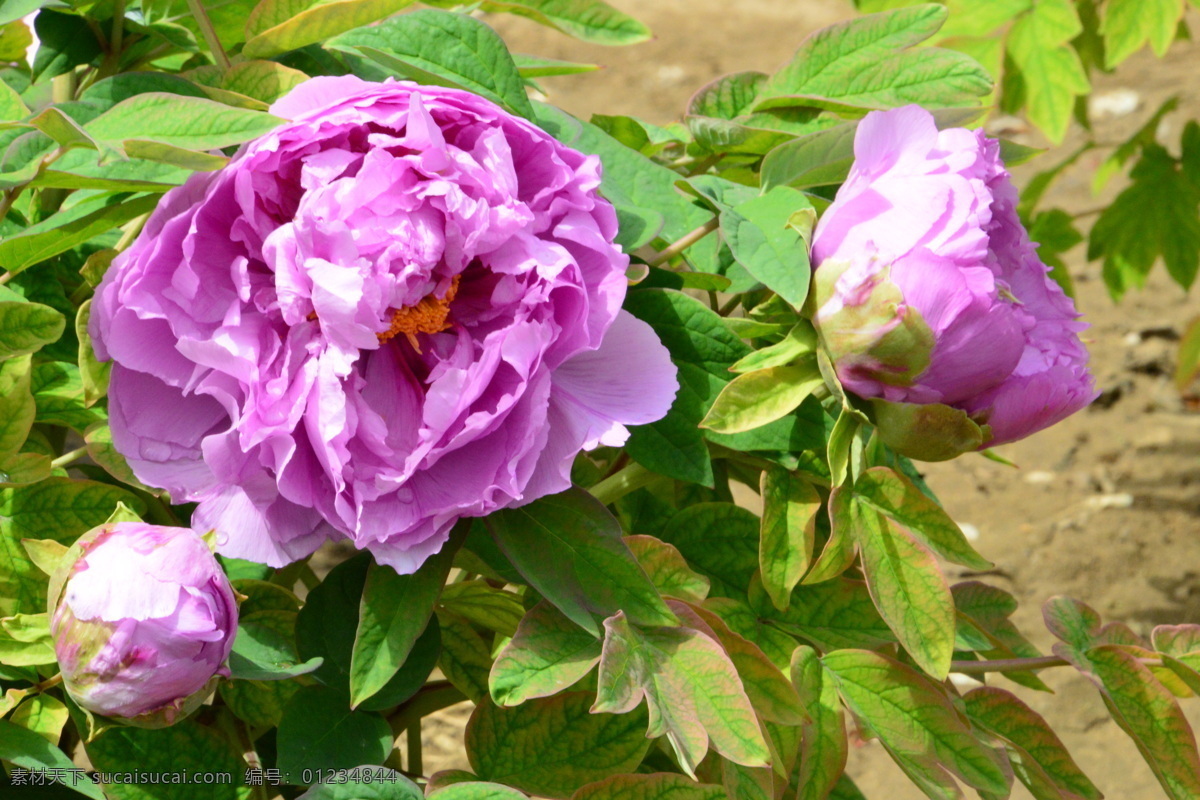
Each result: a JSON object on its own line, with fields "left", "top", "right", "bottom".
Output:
{"left": 377, "top": 274, "right": 462, "bottom": 352}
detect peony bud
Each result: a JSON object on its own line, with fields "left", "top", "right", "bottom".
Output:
{"left": 810, "top": 105, "right": 1098, "bottom": 460}
{"left": 48, "top": 522, "right": 238, "bottom": 728}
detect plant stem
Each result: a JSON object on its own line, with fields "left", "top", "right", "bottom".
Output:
{"left": 30, "top": 673, "right": 63, "bottom": 693}
{"left": 0, "top": 271, "right": 12, "bottom": 286}
{"left": 109, "top": 0, "right": 126, "bottom": 60}
{"left": 407, "top": 720, "right": 423, "bottom": 777}
{"left": 589, "top": 461, "right": 654, "bottom": 506}
{"left": 718, "top": 295, "right": 741, "bottom": 316}
{"left": 647, "top": 218, "right": 719, "bottom": 267}
{"left": 186, "top": 0, "right": 231, "bottom": 71}
{"left": 50, "top": 445, "right": 89, "bottom": 470}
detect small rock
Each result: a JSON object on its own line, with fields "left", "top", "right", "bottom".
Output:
{"left": 959, "top": 523, "right": 980, "bottom": 542}
{"left": 1089, "top": 88, "right": 1141, "bottom": 120}
{"left": 949, "top": 673, "right": 985, "bottom": 691}
{"left": 1024, "top": 470, "right": 1056, "bottom": 485}
{"left": 1084, "top": 493, "right": 1134, "bottom": 510}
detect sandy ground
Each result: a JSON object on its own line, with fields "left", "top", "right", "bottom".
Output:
{"left": 419, "top": 2, "right": 1200, "bottom": 797}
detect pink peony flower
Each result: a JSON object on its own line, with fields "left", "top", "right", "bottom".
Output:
{"left": 810, "top": 105, "right": 1097, "bottom": 459}
{"left": 91, "top": 77, "right": 678, "bottom": 572}
{"left": 49, "top": 522, "right": 237, "bottom": 727}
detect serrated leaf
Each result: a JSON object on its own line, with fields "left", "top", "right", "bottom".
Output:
{"left": 328, "top": 9, "right": 533, "bottom": 118}
{"left": 791, "top": 646, "right": 847, "bottom": 800}
{"left": 276, "top": 685, "right": 393, "bottom": 777}
{"left": 594, "top": 611, "right": 770, "bottom": 774}
{"left": 964, "top": 686, "right": 1101, "bottom": 800}
{"left": 1088, "top": 138, "right": 1200, "bottom": 298}
{"left": 350, "top": 534, "right": 457, "bottom": 708}
{"left": 488, "top": 488, "right": 675, "bottom": 637}
{"left": 467, "top": 692, "right": 651, "bottom": 799}
{"left": 490, "top": 600, "right": 601, "bottom": 706}
{"left": 625, "top": 535, "right": 710, "bottom": 604}
{"left": 822, "top": 649, "right": 1009, "bottom": 795}
{"left": 570, "top": 773, "right": 725, "bottom": 800}
{"left": 852, "top": 467, "right": 991, "bottom": 570}
{"left": 1101, "top": 0, "right": 1183, "bottom": 67}
{"left": 755, "top": 4, "right": 991, "bottom": 113}
{"left": 0, "top": 718, "right": 105, "bottom": 799}
{"left": 658, "top": 503, "right": 759, "bottom": 598}
{"left": 480, "top": 0, "right": 650, "bottom": 44}
{"left": 845, "top": 491, "right": 956, "bottom": 679}
{"left": 759, "top": 467, "right": 819, "bottom": 611}
{"left": 0, "top": 300, "right": 63, "bottom": 360}
{"left": 0, "top": 478, "right": 142, "bottom": 617}
{"left": 244, "top": 0, "right": 416, "bottom": 59}
{"left": 1007, "top": 0, "right": 1090, "bottom": 143}
{"left": 700, "top": 362, "right": 823, "bottom": 434}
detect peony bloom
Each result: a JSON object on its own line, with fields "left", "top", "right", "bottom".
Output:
{"left": 809, "top": 105, "right": 1097, "bottom": 460}
{"left": 91, "top": 77, "right": 677, "bottom": 572}
{"left": 48, "top": 522, "right": 237, "bottom": 727}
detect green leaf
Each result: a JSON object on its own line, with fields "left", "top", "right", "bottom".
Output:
{"left": 1087, "top": 136, "right": 1200, "bottom": 297}
{"left": 428, "top": 782, "right": 529, "bottom": 800}
{"left": 843, "top": 489, "right": 956, "bottom": 679}
{"left": 84, "top": 423, "right": 151, "bottom": 491}
{"left": 570, "top": 773, "right": 725, "bottom": 800}
{"left": 32, "top": 10, "right": 102, "bottom": 82}
{"left": 0, "top": 356, "right": 34, "bottom": 460}
{"left": 769, "top": 578, "right": 895, "bottom": 651}
{"left": 0, "top": 78, "right": 29, "bottom": 123}
{"left": 489, "top": 600, "right": 601, "bottom": 706}
{"left": 852, "top": 467, "right": 991, "bottom": 570}
{"left": 755, "top": 4, "right": 991, "bottom": 113}
{"left": 1007, "top": 0, "right": 1090, "bottom": 143}
{"left": 822, "top": 649, "right": 1009, "bottom": 795}
{"left": 0, "top": 300, "right": 64, "bottom": 360}
{"left": 719, "top": 187, "right": 814, "bottom": 308}
{"left": 0, "top": 478, "right": 142, "bottom": 616}
{"left": 479, "top": 0, "right": 650, "bottom": 44}
{"left": 228, "top": 609, "right": 323, "bottom": 680}
{"left": 244, "top": 0, "right": 417, "bottom": 59}
{"left": 27, "top": 106, "right": 103, "bottom": 152}
{"left": 700, "top": 361, "right": 823, "bottom": 434}
{"left": 277, "top": 685, "right": 393, "bottom": 776}
{"left": 80, "top": 72, "right": 210, "bottom": 107}
{"left": 513, "top": 54, "right": 601, "bottom": 78}
{"left": 10, "top": 693, "right": 69, "bottom": 744}
{"left": 0, "top": 612, "right": 55, "bottom": 666}
{"left": 437, "top": 609, "right": 493, "bottom": 703}
{"left": 85, "top": 93, "right": 284, "bottom": 151}
{"left": 1090, "top": 98, "right": 1176, "bottom": 195}
{"left": 440, "top": 579, "right": 525, "bottom": 638}
{"left": 219, "top": 60, "right": 310, "bottom": 103}
{"left": 625, "top": 362, "right": 719, "bottom": 487}
{"left": 0, "top": 194, "right": 159, "bottom": 275}
{"left": 85, "top": 719, "right": 248, "bottom": 800}
{"left": 328, "top": 9, "right": 534, "bottom": 119}
{"left": 1043, "top": 595, "right": 1103, "bottom": 653}
{"left": 350, "top": 534, "right": 457, "bottom": 708}
{"left": 791, "top": 646, "right": 847, "bottom": 800}
{"left": 624, "top": 289, "right": 749, "bottom": 377}
{"left": 658, "top": 503, "right": 759, "bottom": 597}
{"left": 1101, "top": 0, "right": 1183, "bottom": 67}
{"left": 952, "top": 581, "right": 1050, "bottom": 692}
{"left": 688, "top": 71, "right": 768, "bottom": 121}
{"left": 32, "top": 361, "right": 106, "bottom": 432}
{"left": 624, "top": 535, "right": 710, "bottom": 604}
{"left": 0, "top": 718, "right": 105, "bottom": 799}
{"left": 759, "top": 467, "right": 820, "bottom": 611}
{"left": 594, "top": 611, "right": 770, "bottom": 775}
{"left": 75, "top": 299, "right": 109, "bottom": 406}
{"left": 760, "top": 122, "right": 858, "bottom": 191}
{"left": 466, "top": 692, "right": 651, "bottom": 799}
{"left": 487, "top": 488, "right": 675, "bottom": 637}
{"left": 964, "top": 686, "right": 1101, "bottom": 800}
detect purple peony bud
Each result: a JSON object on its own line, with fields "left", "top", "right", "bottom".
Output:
{"left": 90, "top": 76, "right": 678, "bottom": 573}
{"left": 810, "top": 106, "right": 1098, "bottom": 460}
{"left": 48, "top": 522, "right": 238, "bottom": 727}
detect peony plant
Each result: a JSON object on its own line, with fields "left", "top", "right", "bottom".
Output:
{"left": 0, "top": 2, "right": 1198, "bottom": 800}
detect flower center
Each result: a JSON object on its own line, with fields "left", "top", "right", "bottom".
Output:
{"left": 377, "top": 274, "right": 461, "bottom": 351}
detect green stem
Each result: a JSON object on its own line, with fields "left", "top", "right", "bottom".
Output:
{"left": 589, "top": 461, "right": 654, "bottom": 506}
{"left": 718, "top": 295, "right": 741, "bottom": 316}
{"left": 647, "top": 218, "right": 719, "bottom": 267}
{"left": 186, "top": 0, "right": 231, "bottom": 71}
{"left": 50, "top": 446, "right": 89, "bottom": 470}
{"left": 29, "top": 673, "right": 62, "bottom": 693}
{"left": 949, "top": 655, "right": 1069, "bottom": 675}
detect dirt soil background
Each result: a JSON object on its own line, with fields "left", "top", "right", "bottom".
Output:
{"left": 416, "top": 2, "right": 1200, "bottom": 796}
